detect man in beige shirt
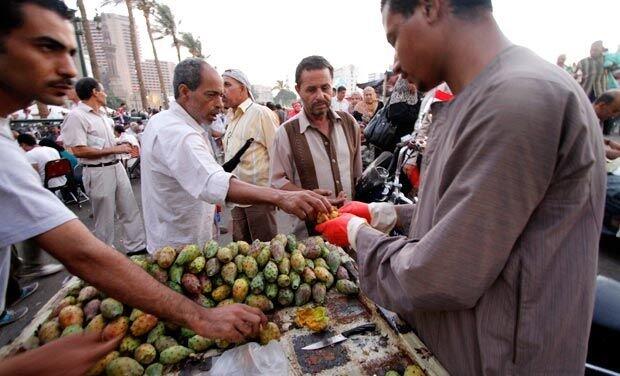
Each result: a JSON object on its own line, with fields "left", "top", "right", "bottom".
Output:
{"left": 271, "top": 56, "right": 362, "bottom": 238}
{"left": 62, "top": 77, "right": 146, "bottom": 255}
{"left": 222, "top": 69, "right": 279, "bottom": 242}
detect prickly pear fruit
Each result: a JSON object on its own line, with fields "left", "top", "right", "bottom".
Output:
{"left": 159, "top": 345, "right": 194, "bottom": 365}
{"left": 84, "top": 299, "right": 101, "bottom": 321}
{"left": 100, "top": 298, "right": 123, "bottom": 320}
{"left": 301, "top": 238, "right": 321, "bottom": 260}
{"left": 269, "top": 242, "right": 285, "bottom": 263}
{"left": 265, "top": 283, "right": 278, "bottom": 300}
{"left": 250, "top": 273, "right": 265, "bottom": 294}
{"left": 153, "top": 336, "right": 178, "bottom": 353}
{"left": 203, "top": 240, "right": 219, "bottom": 259}
{"left": 326, "top": 250, "right": 341, "bottom": 274}
{"left": 134, "top": 343, "right": 157, "bottom": 365}
{"left": 58, "top": 305, "right": 84, "bottom": 328}
{"left": 188, "top": 335, "right": 213, "bottom": 352}
{"left": 277, "top": 288, "right": 294, "bottom": 306}
{"left": 105, "top": 356, "right": 143, "bottom": 376}
{"left": 181, "top": 273, "right": 201, "bottom": 295}
{"left": 38, "top": 319, "right": 61, "bottom": 344}
{"left": 305, "top": 259, "right": 315, "bottom": 270}
{"left": 205, "top": 258, "right": 221, "bottom": 277}
{"left": 336, "top": 265, "right": 350, "bottom": 280}
{"left": 212, "top": 275, "right": 225, "bottom": 287}
{"left": 225, "top": 242, "right": 239, "bottom": 258}
{"left": 404, "top": 364, "right": 424, "bottom": 376}
{"left": 194, "top": 294, "right": 215, "bottom": 308}
{"left": 175, "top": 244, "right": 201, "bottom": 266}
{"left": 234, "top": 254, "right": 245, "bottom": 274}
{"left": 273, "top": 233, "right": 288, "bottom": 246}
{"left": 245, "top": 294, "right": 274, "bottom": 312}
{"left": 168, "top": 264, "right": 183, "bottom": 284}
{"left": 180, "top": 327, "right": 195, "bottom": 338}
{"left": 221, "top": 262, "right": 237, "bottom": 285}
{"left": 312, "top": 282, "right": 327, "bottom": 305}
{"left": 130, "top": 313, "right": 158, "bottom": 337}
{"left": 61, "top": 324, "right": 83, "bottom": 337}
{"left": 290, "top": 271, "right": 301, "bottom": 290}
{"left": 385, "top": 371, "right": 400, "bottom": 376}
{"left": 119, "top": 336, "right": 142, "bottom": 354}
{"left": 296, "top": 243, "right": 306, "bottom": 257}
{"left": 335, "top": 279, "right": 359, "bottom": 295}
{"left": 263, "top": 261, "right": 278, "bottom": 282}
{"left": 255, "top": 247, "right": 270, "bottom": 268}
{"left": 51, "top": 296, "right": 76, "bottom": 318}
{"left": 314, "top": 266, "right": 332, "bottom": 283}
{"left": 197, "top": 275, "right": 211, "bottom": 295}
{"left": 211, "top": 285, "right": 231, "bottom": 302}
{"left": 236, "top": 241, "right": 250, "bottom": 256}
{"left": 259, "top": 322, "right": 281, "bottom": 345}
{"left": 232, "top": 278, "right": 249, "bottom": 303}
{"left": 146, "top": 322, "right": 165, "bottom": 344}
{"left": 85, "top": 314, "right": 106, "bottom": 335}
{"left": 217, "top": 298, "right": 235, "bottom": 307}
{"left": 85, "top": 351, "right": 118, "bottom": 376}
{"left": 145, "top": 363, "right": 163, "bottom": 376}
{"left": 167, "top": 281, "right": 182, "bottom": 293}
{"left": 277, "top": 274, "right": 290, "bottom": 288}
{"left": 295, "top": 283, "right": 312, "bottom": 306}
{"left": 130, "top": 255, "right": 149, "bottom": 270}
{"left": 78, "top": 286, "right": 99, "bottom": 303}
{"left": 216, "top": 247, "right": 233, "bottom": 264}
{"left": 155, "top": 246, "right": 176, "bottom": 269}
{"left": 102, "top": 316, "right": 129, "bottom": 341}
{"left": 290, "top": 251, "right": 305, "bottom": 273}
{"left": 314, "top": 258, "right": 328, "bottom": 270}
{"left": 129, "top": 308, "right": 144, "bottom": 322}
{"left": 188, "top": 256, "right": 206, "bottom": 274}
{"left": 278, "top": 257, "right": 290, "bottom": 275}
{"left": 302, "top": 267, "right": 316, "bottom": 284}
{"left": 148, "top": 263, "right": 168, "bottom": 284}
{"left": 241, "top": 256, "right": 258, "bottom": 278}
{"left": 286, "top": 234, "right": 297, "bottom": 252}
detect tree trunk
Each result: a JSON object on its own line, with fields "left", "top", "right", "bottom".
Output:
{"left": 174, "top": 38, "right": 181, "bottom": 62}
{"left": 77, "top": 0, "right": 101, "bottom": 81}
{"left": 144, "top": 11, "right": 169, "bottom": 108}
{"left": 125, "top": 0, "right": 148, "bottom": 110}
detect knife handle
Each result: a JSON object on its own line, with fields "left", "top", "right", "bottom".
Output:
{"left": 342, "top": 323, "right": 376, "bottom": 338}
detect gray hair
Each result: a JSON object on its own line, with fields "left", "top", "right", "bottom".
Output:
{"left": 173, "top": 58, "right": 207, "bottom": 99}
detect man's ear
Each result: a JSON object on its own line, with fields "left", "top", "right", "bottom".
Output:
{"left": 295, "top": 84, "right": 301, "bottom": 96}
{"left": 423, "top": 0, "right": 445, "bottom": 24}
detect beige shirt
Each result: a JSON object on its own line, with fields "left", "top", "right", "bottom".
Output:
{"left": 222, "top": 98, "right": 277, "bottom": 188}
{"left": 271, "top": 110, "right": 362, "bottom": 237}
{"left": 351, "top": 46, "right": 606, "bottom": 374}
{"left": 61, "top": 102, "right": 117, "bottom": 164}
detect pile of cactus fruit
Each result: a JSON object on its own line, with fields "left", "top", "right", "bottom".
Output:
{"left": 33, "top": 235, "right": 358, "bottom": 376}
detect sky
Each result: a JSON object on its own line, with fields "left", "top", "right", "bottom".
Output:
{"left": 69, "top": 0, "right": 620, "bottom": 88}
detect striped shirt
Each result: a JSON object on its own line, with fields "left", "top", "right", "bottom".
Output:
{"left": 577, "top": 56, "right": 607, "bottom": 99}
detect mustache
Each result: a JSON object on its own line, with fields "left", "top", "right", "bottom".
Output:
{"left": 48, "top": 78, "right": 74, "bottom": 87}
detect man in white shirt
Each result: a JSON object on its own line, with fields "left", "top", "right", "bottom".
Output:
{"left": 0, "top": 3, "right": 266, "bottom": 373}
{"left": 331, "top": 86, "right": 350, "bottom": 112}
{"left": 16, "top": 133, "right": 67, "bottom": 188}
{"left": 141, "top": 58, "right": 332, "bottom": 253}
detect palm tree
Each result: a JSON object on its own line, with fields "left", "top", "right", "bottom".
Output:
{"left": 180, "top": 32, "right": 204, "bottom": 59}
{"left": 101, "top": 0, "right": 148, "bottom": 110}
{"left": 273, "top": 80, "right": 288, "bottom": 91}
{"left": 154, "top": 3, "right": 182, "bottom": 62}
{"left": 135, "top": 0, "right": 169, "bottom": 108}
{"left": 77, "top": 0, "right": 101, "bottom": 81}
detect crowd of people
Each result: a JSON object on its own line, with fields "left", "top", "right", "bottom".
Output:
{"left": 0, "top": 0, "right": 619, "bottom": 375}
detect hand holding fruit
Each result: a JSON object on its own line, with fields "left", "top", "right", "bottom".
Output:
{"left": 276, "top": 190, "right": 332, "bottom": 221}
{"left": 190, "top": 304, "right": 267, "bottom": 343}
{"left": 315, "top": 213, "right": 358, "bottom": 247}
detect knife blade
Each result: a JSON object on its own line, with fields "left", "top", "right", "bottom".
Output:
{"left": 301, "top": 323, "right": 376, "bottom": 350}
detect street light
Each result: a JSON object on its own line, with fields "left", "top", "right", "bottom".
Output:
{"left": 69, "top": 8, "right": 88, "bottom": 78}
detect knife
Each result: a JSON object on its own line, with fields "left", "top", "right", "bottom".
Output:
{"left": 301, "top": 323, "right": 376, "bottom": 350}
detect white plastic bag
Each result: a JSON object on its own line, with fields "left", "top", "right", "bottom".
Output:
{"left": 202, "top": 341, "right": 289, "bottom": 376}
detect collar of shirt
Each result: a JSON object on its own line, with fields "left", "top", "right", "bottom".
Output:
{"left": 169, "top": 101, "right": 207, "bottom": 135}
{"left": 0, "top": 118, "right": 12, "bottom": 140}
{"left": 77, "top": 101, "right": 107, "bottom": 116}
{"left": 297, "top": 109, "right": 342, "bottom": 134}
{"left": 233, "top": 98, "right": 254, "bottom": 120}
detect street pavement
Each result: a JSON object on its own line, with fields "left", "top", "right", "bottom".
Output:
{"left": 1, "top": 174, "right": 619, "bottom": 348}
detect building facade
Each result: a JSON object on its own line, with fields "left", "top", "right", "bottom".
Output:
{"left": 142, "top": 60, "right": 176, "bottom": 108}
{"left": 333, "top": 65, "right": 360, "bottom": 94}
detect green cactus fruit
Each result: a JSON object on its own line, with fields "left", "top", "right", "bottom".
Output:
{"left": 278, "top": 257, "right": 290, "bottom": 275}
{"left": 105, "top": 356, "right": 143, "bottom": 376}
{"left": 320, "top": 245, "right": 330, "bottom": 259}
{"left": 159, "top": 345, "right": 194, "bottom": 365}
{"left": 194, "top": 294, "right": 215, "bottom": 308}
{"left": 245, "top": 294, "right": 274, "bottom": 312}
{"left": 294, "top": 283, "right": 312, "bottom": 306}
{"left": 277, "top": 274, "right": 291, "bottom": 288}
{"left": 290, "top": 251, "right": 305, "bottom": 273}
{"left": 156, "top": 246, "right": 176, "bottom": 269}
{"left": 234, "top": 254, "right": 245, "bottom": 274}
{"left": 336, "top": 266, "right": 350, "bottom": 280}
{"left": 259, "top": 322, "right": 281, "bottom": 345}
{"left": 77, "top": 286, "right": 99, "bottom": 303}
{"left": 236, "top": 241, "right": 250, "bottom": 256}
{"left": 38, "top": 319, "right": 61, "bottom": 344}
{"left": 215, "top": 339, "right": 230, "bottom": 349}
{"left": 265, "top": 283, "right": 278, "bottom": 300}
{"left": 83, "top": 299, "right": 101, "bottom": 321}
{"left": 269, "top": 242, "right": 285, "bottom": 263}
{"left": 302, "top": 267, "right": 317, "bottom": 284}
{"left": 102, "top": 316, "right": 129, "bottom": 341}
{"left": 385, "top": 371, "right": 400, "bottom": 376}
{"left": 326, "top": 250, "right": 341, "bottom": 274}
{"left": 336, "top": 279, "right": 359, "bottom": 295}
{"left": 277, "top": 288, "right": 294, "bottom": 307}
{"left": 205, "top": 258, "right": 221, "bottom": 277}
{"left": 85, "top": 351, "right": 118, "bottom": 376}
{"left": 188, "top": 335, "right": 213, "bottom": 352}
{"left": 263, "top": 261, "right": 278, "bottom": 282}
{"left": 130, "top": 255, "right": 149, "bottom": 270}
{"left": 168, "top": 264, "right": 183, "bottom": 284}
{"left": 85, "top": 314, "right": 106, "bottom": 335}
{"left": 188, "top": 256, "right": 206, "bottom": 274}
{"left": 180, "top": 327, "right": 196, "bottom": 338}
{"left": 301, "top": 237, "right": 321, "bottom": 259}
{"left": 216, "top": 247, "right": 234, "bottom": 264}
{"left": 272, "top": 233, "right": 288, "bottom": 246}
{"left": 250, "top": 273, "right": 265, "bottom": 295}
{"left": 241, "top": 256, "right": 259, "bottom": 278}
{"left": 153, "top": 336, "right": 178, "bottom": 353}
{"left": 175, "top": 244, "right": 201, "bottom": 266}
{"left": 290, "top": 271, "right": 301, "bottom": 290}
{"left": 212, "top": 275, "right": 225, "bottom": 287}
{"left": 211, "top": 285, "right": 231, "bottom": 302}
{"left": 225, "top": 242, "right": 239, "bottom": 258}
{"left": 314, "top": 258, "right": 328, "bottom": 270}
{"left": 167, "top": 281, "right": 182, "bottom": 294}
{"left": 203, "top": 240, "right": 219, "bottom": 259}
{"left": 221, "top": 262, "right": 238, "bottom": 285}
{"left": 314, "top": 266, "right": 332, "bottom": 283}
{"left": 134, "top": 343, "right": 157, "bottom": 365}
{"left": 305, "top": 259, "right": 315, "bottom": 270}
{"left": 232, "top": 278, "right": 250, "bottom": 303}
{"left": 61, "top": 324, "right": 83, "bottom": 337}
{"left": 255, "top": 247, "right": 270, "bottom": 268}
{"left": 217, "top": 298, "right": 235, "bottom": 307}
{"left": 248, "top": 239, "right": 262, "bottom": 258}
{"left": 119, "top": 336, "right": 142, "bottom": 354}
{"left": 144, "top": 363, "right": 164, "bottom": 376}
{"left": 198, "top": 275, "right": 212, "bottom": 294}
{"left": 50, "top": 296, "right": 76, "bottom": 318}
{"left": 129, "top": 308, "right": 144, "bottom": 322}
{"left": 286, "top": 234, "right": 297, "bottom": 252}
{"left": 146, "top": 322, "right": 165, "bottom": 344}
{"left": 312, "top": 283, "right": 327, "bottom": 305}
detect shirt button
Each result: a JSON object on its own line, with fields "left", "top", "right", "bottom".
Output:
{"left": 336, "top": 180, "right": 340, "bottom": 184}
{"left": 331, "top": 159, "right": 336, "bottom": 163}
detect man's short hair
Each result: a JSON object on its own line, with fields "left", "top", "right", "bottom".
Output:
{"left": 381, "top": 0, "right": 492, "bottom": 19}
{"left": 173, "top": 58, "right": 206, "bottom": 99}
{"left": 337, "top": 86, "right": 347, "bottom": 93}
{"left": 114, "top": 125, "right": 125, "bottom": 134}
{"left": 75, "top": 77, "right": 101, "bottom": 100}
{"left": 595, "top": 90, "right": 620, "bottom": 106}
{"left": 17, "top": 133, "right": 36, "bottom": 146}
{"left": 295, "top": 55, "right": 334, "bottom": 85}
{"left": 275, "top": 104, "right": 283, "bottom": 110}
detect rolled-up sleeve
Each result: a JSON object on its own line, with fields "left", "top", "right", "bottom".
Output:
{"left": 61, "top": 112, "right": 88, "bottom": 147}
{"left": 166, "top": 132, "right": 232, "bottom": 205}
{"left": 269, "top": 127, "right": 295, "bottom": 189}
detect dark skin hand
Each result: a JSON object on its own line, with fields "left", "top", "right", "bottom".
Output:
{"left": 279, "top": 184, "right": 347, "bottom": 208}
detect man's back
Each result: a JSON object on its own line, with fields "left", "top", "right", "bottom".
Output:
{"left": 26, "top": 146, "right": 66, "bottom": 188}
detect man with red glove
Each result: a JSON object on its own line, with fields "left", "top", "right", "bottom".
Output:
{"left": 316, "top": 0, "right": 605, "bottom": 374}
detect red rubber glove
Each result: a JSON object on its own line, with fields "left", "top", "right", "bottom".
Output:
{"left": 315, "top": 213, "right": 356, "bottom": 247}
{"left": 338, "top": 201, "right": 371, "bottom": 222}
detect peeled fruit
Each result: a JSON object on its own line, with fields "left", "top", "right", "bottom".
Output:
{"left": 246, "top": 294, "right": 274, "bottom": 312}
{"left": 85, "top": 314, "right": 106, "bottom": 335}
{"left": 58, "top": 305, "right": 84, "bottom": 328}
{"left": 105, "top": 356, "right": 144, "bottom": 376}
{"left": 211, "top": 285, "right": 231, "bottom": 302}
{"left": 232, "top": 278, "right": 249, "bottom": 303}
{"left": 188, "top": 335, "right": 213, "bottom": 352}
{"left": 295, "top": 306, "right": 329, "bottom": 332}
{"left": 156, "top": 246, "right": 176, "bottom": 269}
{"left": 83, "top": 299, "right": 101, "bottom": 321}
{"left": 134, "top": 343, "right": 157, "bottom": 365}
{"left": 78, "top": 286, "right": 99, "bottom": 303}
{"left": 316, "top": 208, "right": 340, "bottom": 224}
{"left": 100, "top": 298, "right": 123, "bottom": 320}
{"left": 335, "top": 279, "right": 359, "bottom": 295}
{"left": 38, "top": 319, "right": 61, "bottom": 344}
{"left": 175, "top": 244, "right": 201, "bottom": 266}
{"left": 159, "top": 345, "right": 194, "bottom": 365}
{"left": 85, "top": 351, "right": 119, "bottom": 376}
{"left": 203, "top": 240, "right": 219, "bottom": 259}
{"left": 130, "top": 313, "right": 158, "bottom": 337}
{"left": 154, "top": 335, "right": 178, "bottom": 353}
{"left": 188, "top": 256, "right": 206, "bottom": 274}
{"left": 119, "top": 336, "right": 142, "bottom": 354}
{"left": 61, "top": 324, "right": 83, "bottom": 337}
{"left": 259, "top": 322, "right": 281, "bottom": 345}
{"left": 181, "top": 273, "right": 201, "bottom": 295}
{"left": 102, "top": 316, "right": 129, "bottom": 341}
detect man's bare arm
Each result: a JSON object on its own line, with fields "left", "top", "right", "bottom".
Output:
{"left": 71, "top": 145, "right": 131, "bottom": 160}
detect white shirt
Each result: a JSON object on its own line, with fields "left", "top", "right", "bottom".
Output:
{"left": 331, "top": 97, "right": 350, "bottom": 113}
{"left": 0, "top": 119, "right": 76, "bottom": 312}
{"left": 116, "top": 132, "right": 140, "bottom": 161}
{"left": 62, "top": 102, "right": 117, "bottom": 164}
{"left": 25, "top": 146, "right": 67, "bottom": 188}
{"left": 140, "top": 102, "right": 233, "bottom": 253}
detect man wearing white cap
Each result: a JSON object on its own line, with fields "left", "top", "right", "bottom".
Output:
{"left": 222, "top": 69, "right": 280, "bottom": 242}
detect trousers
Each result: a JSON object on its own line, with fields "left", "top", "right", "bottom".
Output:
{"left": 231, "top": 204, "right": 278, "bottom": 243}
